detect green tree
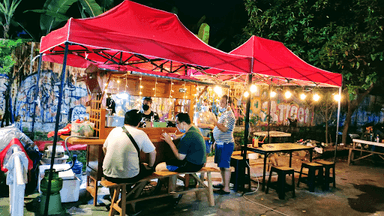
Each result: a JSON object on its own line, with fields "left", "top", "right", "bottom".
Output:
{"left": 0, "top": 39, "right": 22, "bottom": 126}
{"left": 0, "top": 0, "right": 22, "bottom": 38}
{"left": 26, "top": 0, "right": 105, "bottom": 36}
{"left": 242, "top": 0, "right": 384, "bottom": 144}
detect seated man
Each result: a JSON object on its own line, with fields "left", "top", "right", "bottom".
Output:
{"left": 103, "top": 109, "right": 156, "bottom": 184}
{"left": 162, "top": 113, "right": 206, "bottom": 173}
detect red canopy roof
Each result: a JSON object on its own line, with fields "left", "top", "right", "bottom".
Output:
{"left": 230, "top": 36, "right": 342, "bottom": 87}
{"left": 40, "top": 0, "right": 251, "bottom": 78}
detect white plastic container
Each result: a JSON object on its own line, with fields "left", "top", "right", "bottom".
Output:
{"left": 38, "top": 164, "right": 80, "bottom": 203}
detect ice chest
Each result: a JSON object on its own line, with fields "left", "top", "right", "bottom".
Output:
{"left": 38, "top": 164, "right": 80, "bottom": 203}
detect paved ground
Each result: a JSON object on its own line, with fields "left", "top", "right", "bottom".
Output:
{"left": 1, "top": 151, "right": 384, "bottom": 216}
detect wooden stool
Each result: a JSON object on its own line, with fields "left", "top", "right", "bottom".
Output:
{"left": 100, "top": 180, "right": 146, "bottom": 216}
{"left": 266, "top": 166, "right": 295, "bottom": 200}
{"left": 100, "top": 180, "right": 129, "bottom": 216}
{"left": 297, "top": 162, "right": 323, "bottom": 192}
{"left": 315, "top": 160, "right": 336, "bottom": 191}
{"left": 230, "top": 155, "right": 251, "bottom": 191}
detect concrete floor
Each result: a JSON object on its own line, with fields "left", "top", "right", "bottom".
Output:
{"left": 1, "top": 152, "right": 384, "bottom": 216}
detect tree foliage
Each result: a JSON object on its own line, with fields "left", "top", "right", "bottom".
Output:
{"left": 0, "top": 39, "right": 22, "bottom": 74}
{"left": 25, "top": 0, "right": 105, "bottom": 36}
{"left": 242, "top": 0, "right": 383, "bottom": 92}
{"left": 0, "top": 0, "right": 22, "bottom": 38}
{"left": 242, "top": 0, "right": 384, "bottom": 143}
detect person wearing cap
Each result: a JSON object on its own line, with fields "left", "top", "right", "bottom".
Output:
{"left": 212, "top": 95, "right": 236, "bottom": 195}
{"left": 140, "top": 97, "right": 159, "bottom": 127}
{"left": 106, "top": 93, "right": 116, "bottom": 115}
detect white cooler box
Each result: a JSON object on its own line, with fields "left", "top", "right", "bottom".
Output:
{"left": 38, "top": 164, "right": 80, "bottom": 203}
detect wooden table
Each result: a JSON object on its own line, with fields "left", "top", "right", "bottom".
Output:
{"left": 348, "top": 139, "right": 384, "bottom": 165}
{"left": 253, "top": 131, "right": 292, "bottom": 143}
{"left": 253, "top": 131, "right": 292, "bottom": 137}
{"left": 247, "top": 143, "right": 314, "bottom": 191}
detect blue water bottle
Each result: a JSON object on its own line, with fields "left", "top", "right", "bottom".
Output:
{"left": 68, "top": 154, "right": 83, "bottom": 184}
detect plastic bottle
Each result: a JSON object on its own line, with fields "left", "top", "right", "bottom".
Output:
{"left": 67, "top": 154, "right": 83, "bottom": 184}
{"left": 377, "top": 134, "right": 380, "bottom": 143}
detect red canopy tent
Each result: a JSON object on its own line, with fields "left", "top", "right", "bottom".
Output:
{"left": 40, "top": 0, "right": 251, "bottom": 78}
{"left": 193, "top": 36, "right": 342, "bottom": 87}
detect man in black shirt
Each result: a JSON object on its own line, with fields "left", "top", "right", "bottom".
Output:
{"left": 140, "top": 97, "right": 159, "bottom": 127}
{"left": 106, "top": 93, "right": 116, "bottom": 114}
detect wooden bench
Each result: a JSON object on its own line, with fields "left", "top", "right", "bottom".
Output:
{"left": 100, "top": 167, "right": 219, "bottom": 216}
{"left": 348, "top": 139, "right": 384, "bottom": 165}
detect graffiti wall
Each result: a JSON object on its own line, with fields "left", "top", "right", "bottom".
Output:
{"left": 240, "top": 88, "right": 314, "bottom": 127}
{"left": 0, "top": 74, "right": 8, "bottom": 117}
{"left": 348, "top": 96, "right": 384, "bottom": 127}
{"left": 14, "top": 70, "right": 88, "bottom": 132}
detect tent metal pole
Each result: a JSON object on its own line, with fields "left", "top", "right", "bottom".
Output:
{"left": 44, "top": 42, "right": 69, "bottom": 216}
{"left": 31, "top": 55, "right": 42, "bottom": 141}
{"left": 242, "top": 74, "right": 252, "bottom": 192}
{"left": 267, "top": 80, "right": 272, "bottom": 143}
{"left": 333, "top": 86, "right": 342, "bottom": 163}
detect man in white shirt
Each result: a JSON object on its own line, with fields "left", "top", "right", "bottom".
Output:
{"left": 103, "top": 109, "right": 156, "bottom": 183}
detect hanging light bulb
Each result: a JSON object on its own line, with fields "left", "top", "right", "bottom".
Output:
{"left": 214, "top": 86, "right": 222, "bottom": 95}
{"left": 250, "top": 84, "right": 257, "bottom": 93}
{"left": 334, "top": 94, "right": 341, "bottom": 102}
{"left": 244, "top": 91, "right": 249, "bottom": 97}
{"left": 117, "top": 79, "right": 121, "bottom": 83}
{"left": 300, "top": 93, "right": 306, "bottom": 100}
{"left": 313, "top": 93, "right": 320, "bottom": 101}
{"left": 270, "top": 91, "right": 276, "bottom": 98}
{"left": 285, "top": 90, "right": 292, "bottom": 99}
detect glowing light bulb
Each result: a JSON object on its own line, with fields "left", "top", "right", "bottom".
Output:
{"left": 139, "top": 77, "right": 142, "bottom": 80}
{"left": 214, "top": 86, "right": 222, "bottom": 95}
{"left": 139, "top": 92, "right": 142, "bottom": 95}
{"left": 270, "top": 91, "right": 276, "bottom": 98}
{"left": 117, "top": 79, "right": 120, "bottom": 83}
{"left": 313, "top": 93, "right": 320, "bottom": 101}
{"left": 250, "top": 84, "right": 257, "bottom": 93}
{"left": 153, "top": 88, "right": 155, "bottom": 90}
{"left": 334, "top": 94, "right": 341, "bottom": 102}
{"left": 140, "top": 85, "right": 143, "bottom": 88}
{"left": 300, "top": 93, "right": 306, "bottom": 100}
{"left": 244, "top": 91, "right": 249, "bottom": 97}
{"left": 285, "top": 91, "right": 292, "bottom": 99}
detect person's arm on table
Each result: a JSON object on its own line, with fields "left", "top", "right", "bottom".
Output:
{"left": 162, "top": 133, "right": 186, "bottom": 160}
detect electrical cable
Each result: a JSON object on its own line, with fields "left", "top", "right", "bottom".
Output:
{"left": 242, "top": 195, "right": 290, "bottom": 216}
{"left": 241, "top": 162, "right": 290, "bottom": 216}
{"left": 242, "top": 160, "right": 259, "bottom": 196}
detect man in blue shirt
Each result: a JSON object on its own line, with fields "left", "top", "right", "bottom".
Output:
{"left": 212, "top": 95, "right": 236, "bottom": 195}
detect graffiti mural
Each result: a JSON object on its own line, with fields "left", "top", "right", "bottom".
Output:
{"left": 0, "top": 74, "right": 8, "bottom": 117}
{"left": 15, "top": 70, "right": 88, "bottom": 131}
{"left": 243, "top": 88, "right": 314, "bottom": 127}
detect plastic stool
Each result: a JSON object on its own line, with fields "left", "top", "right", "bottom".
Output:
{"left": 315, "top": 160, "right": 336, "bottom": 191}
{"left": 230, "top": 155, "right": 251, "bottom": 191}
{"left": 266, "top": 166, "right": 295, "bottom": 199}
{"left": 297, "top": 162, "right": 323, "bottom": 192}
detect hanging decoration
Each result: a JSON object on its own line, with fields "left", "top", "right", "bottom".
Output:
{"left": 139, "top": 76, "right": 143, "bottom": 96}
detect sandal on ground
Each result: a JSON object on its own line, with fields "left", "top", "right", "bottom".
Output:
{"left": 212, "top": 184, "right": 224, "bottom": 189}
{"left": 213, "top": 189, "right": 230, "bottom": 195}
